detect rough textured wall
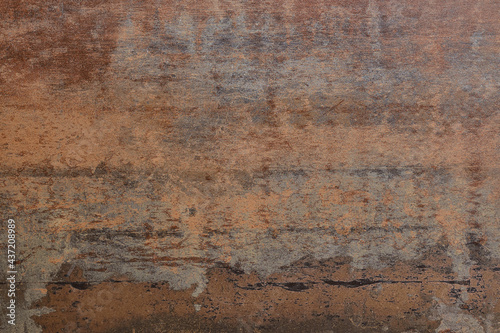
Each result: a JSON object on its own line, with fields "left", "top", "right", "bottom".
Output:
{"left": 0, "top": 0, "right": 499, "bottom": 332}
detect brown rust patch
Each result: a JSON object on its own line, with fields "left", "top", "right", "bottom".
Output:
{"left": 32, "top": 253, "right": 500, "bottom": 332}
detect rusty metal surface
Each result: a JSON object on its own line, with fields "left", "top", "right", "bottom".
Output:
{"left": 0, "top": 0, "right": 499, "bottom": 332}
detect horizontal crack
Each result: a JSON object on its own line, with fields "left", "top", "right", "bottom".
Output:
{"left": 235, "top": 279, "right": 470, "bottom": 291}
{"left": 0, "top": 279, "right": 471, "bottom": 289}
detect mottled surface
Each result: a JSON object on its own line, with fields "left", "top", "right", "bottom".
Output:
{"left": 0, "top": 0, "right": 499, "bottom": 332}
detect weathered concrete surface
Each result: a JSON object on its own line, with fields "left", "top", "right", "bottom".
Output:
{"left": 0, "top": 0, "right": 499, "bottom": 332}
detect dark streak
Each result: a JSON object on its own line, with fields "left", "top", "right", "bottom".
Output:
{"left": 233, "top": 279, "right": 471, "bottom": 291}
{"left": 275, "top": 282, "right": 311, "bottom": 292}
{"left": 322, "top": 278, "right": 386, "bottom": 288}
{"left": 69, "top": 282, "right": 91, "bottom": 290}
